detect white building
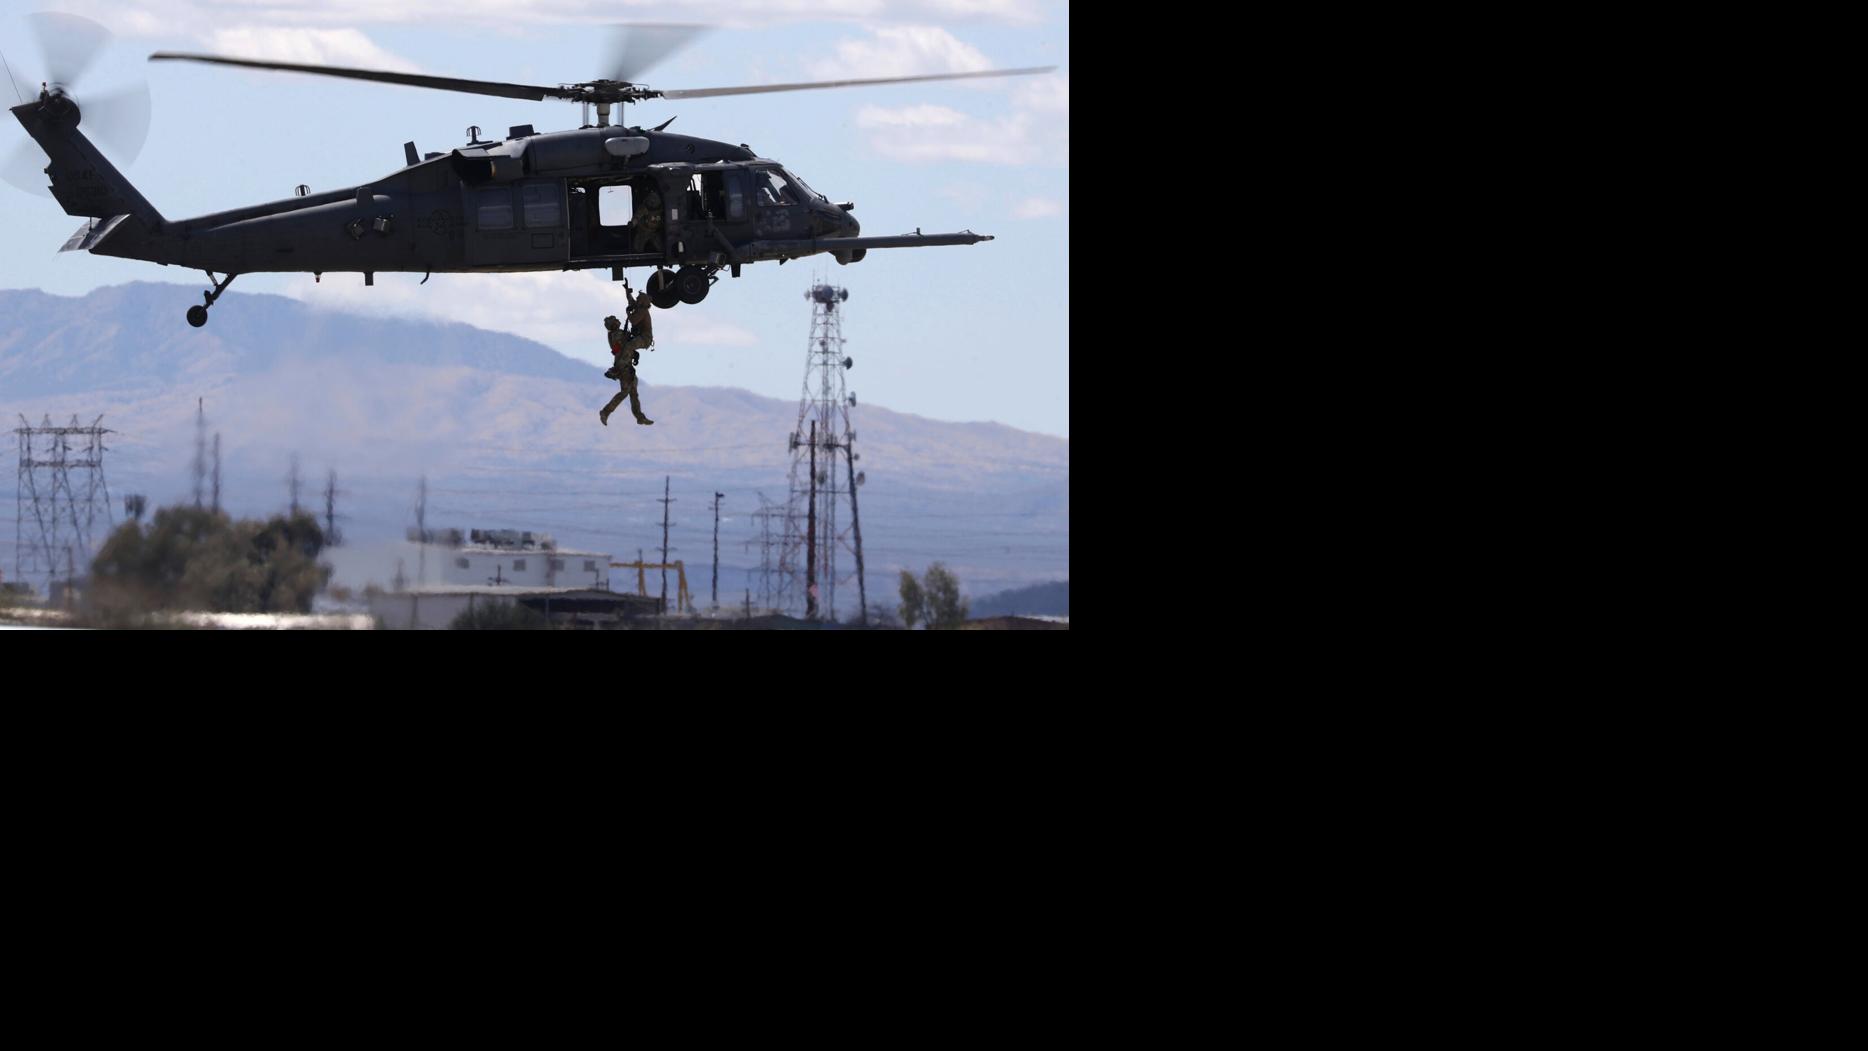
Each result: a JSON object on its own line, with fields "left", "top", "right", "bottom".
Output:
{"left": 440, "top": 546, "right": 611, "bottom": 590}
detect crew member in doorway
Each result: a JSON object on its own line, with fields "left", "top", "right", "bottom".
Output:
{"left": 600, "top": 311, "right": 653, "bottom": 426}
{"left": 635, "top": 188, "right": 664, "bottom": 255}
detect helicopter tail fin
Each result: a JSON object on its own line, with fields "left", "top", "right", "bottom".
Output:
{"left": 9, "top": 98, "right": 164, "bottom": 229}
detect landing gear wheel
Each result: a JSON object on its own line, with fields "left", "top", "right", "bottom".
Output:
{"left": 676, "top": 266, "right": 711, "bottom": 305}
{"left": 187, "top": 271, "right": 238, "bottom": 328}
{"left": 646, "top": 270, "right": 680, "bottom": 310}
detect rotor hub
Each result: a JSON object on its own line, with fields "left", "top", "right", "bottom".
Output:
{"left": 563, "top": 80, "right": 664, "bottom": 105}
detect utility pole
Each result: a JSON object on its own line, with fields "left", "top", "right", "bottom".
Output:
{"left": 844, "top": 444, "right": 867, "bottom": 626}
{"left": 711, "top": 491, "right": 723, "bottom": 609}
{"left": 192, "top": 397, "right": 206, "bottom": 508}
{"left": 211, "top": 432, "right": 221, "bottom": 513}
{"left": 287, "top": 453, "right": 301, "bottom": 516}
{"left": 414, "top": 475, "right": 428, "bottom": 585}
{"left": 323, "top": 469, "right": 343, "bottom": 546}
{"left": 806, "top": 419, "right": 818, "bottom": 620}
{"left": 658, "top": 476, "right": 674, "bottom": 613}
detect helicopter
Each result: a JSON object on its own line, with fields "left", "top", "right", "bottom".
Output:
{"left": 3, "top": 15, "right": 1054, "bottom": 327}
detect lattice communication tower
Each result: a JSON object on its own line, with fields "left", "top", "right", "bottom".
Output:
{"left": 778, "top": 279, "right": 868, "bottom": 621}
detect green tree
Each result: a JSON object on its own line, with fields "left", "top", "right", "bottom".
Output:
{"left": 921, "top": 562, "right": 969, "bottom": 629}
{"left": 449, "top": 600, "right": 549, "bottom": 630}
{"left": 899, "top": 570, "right": 925, "bottom": 630}
{"left": 88, "top": 506, "right": 330, "bottom": 622}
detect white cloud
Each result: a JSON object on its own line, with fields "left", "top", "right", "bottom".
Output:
{"left": 1011, "top": 196, "right": 1061, "bottom": 219}
{"left": 937, "top": 182, "right": 992, "bottom": 209}
{"left": 205, "top": 27, "right": 423, "bottom": 72}
{"left": 71, "top": 1, "right": 1045, "bottom": 34}
{"left": 808, "top": 26, "right": 993, "bottom": 80}
{"left": 855, "top": 103, "right": 970, "bottom": 128}
{"left": 1015, "top": 72, "right": 1069, "bottom": 113}
{"left": 849, "top": 70, "right": 1065, "bottom": 167}
{"left": 857, "top": 104, "right": 1059, "bottom": 165}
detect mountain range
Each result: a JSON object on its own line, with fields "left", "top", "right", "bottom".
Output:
{"left": 0, "top": 282, "right": 1068, "bottom": 614}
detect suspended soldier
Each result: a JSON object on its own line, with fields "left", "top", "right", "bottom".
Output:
{"left": 599, "top": 299, "right": 654, "bottom": 426}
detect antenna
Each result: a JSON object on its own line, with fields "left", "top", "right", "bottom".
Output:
{"left": 1, "top": 50, "right": 25, "bottom": 105}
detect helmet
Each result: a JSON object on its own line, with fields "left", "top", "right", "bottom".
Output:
{"left": 604, "top": 315, "right": 620, "bottom": 329}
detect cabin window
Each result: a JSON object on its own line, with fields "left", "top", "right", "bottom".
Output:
{"left": 723, "top": 171, "right": 748, "bottom": 220}
{"left": 598, "top": 184, "right": 632, "bottom": 227}
{"left": 550, "top": 558, "right": 565, "bottom": 571}
{"left": 455, "top": 557, "right": 470, "bottom": 570}
{"left": 477, "top": 188, "right": 513, "bottom": 230}
{"left": 758, "top": 170, "right": 798, "bottom": 206}
{"left": 513, "top": 559, "right": 527, "bottom": 572}
{"left": 584, "top": 560, "right": 599, "bottom": 572}
{"left": 521, "top": 183, "right": 561, "bottom": 228}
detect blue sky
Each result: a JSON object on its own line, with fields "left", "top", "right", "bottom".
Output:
{"left": 0, "top": 0, "right": 1069, "bottom": 436}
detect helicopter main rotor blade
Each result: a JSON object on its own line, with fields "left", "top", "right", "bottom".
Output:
{"left": 1, "top": 140, "right": 53, "bottom": 197}
{"left": 29, "top": 12, "right": 111, "bottom": 89}
{"left": 603, "top": 23, "right": 712, "bottom": 85}
{"left": 148, "top": 52, "right": 568, "bottom": 103}
{"left": 660, "top": 65, "right": 1056, "bottom": 100}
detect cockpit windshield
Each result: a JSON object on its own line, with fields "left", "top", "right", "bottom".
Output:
{"left": 784, "top": 169, "right": 827, "bottom": 202}
{"left": 758, "top": 169, "right": 799, "bottom": 206}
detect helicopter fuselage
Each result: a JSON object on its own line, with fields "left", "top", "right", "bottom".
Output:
{"left": 14, "top": 94, "right": 995, "bottom": 321}
{"left": 95, "top": 125, "right": 877, "bottom": 275}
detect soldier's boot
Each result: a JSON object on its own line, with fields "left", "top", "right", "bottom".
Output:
{"left": 600, "top": 409, "right": 611, "bottom": 426}
{"left": 636, "top": 414, "right": 654, "bottom": 425}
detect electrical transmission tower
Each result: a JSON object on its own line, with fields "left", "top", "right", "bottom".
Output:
{"left": 14, "top": 414, "right": 114, "bottom": 596}
{"left": 744, "top": 490, "right": 785, "bottom": 612}
{"left": 779, "top": 278, "right": 869, "bottom": 621}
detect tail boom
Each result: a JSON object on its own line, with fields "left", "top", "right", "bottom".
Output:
{"left": 9, "top": 94, "right": 162, "bottom": 228}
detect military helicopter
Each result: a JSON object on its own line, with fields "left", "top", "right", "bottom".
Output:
{"left": 3, "top": 15, "right": 1053, "bottom": 327}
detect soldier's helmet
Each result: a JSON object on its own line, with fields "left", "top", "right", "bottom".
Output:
{"left": 604, "top": 315, "right": 621, "bottom": 329}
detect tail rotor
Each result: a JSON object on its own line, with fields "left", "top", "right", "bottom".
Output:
{"left": 2, "top": 11, "right": 152, "bottom": 197}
